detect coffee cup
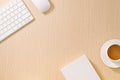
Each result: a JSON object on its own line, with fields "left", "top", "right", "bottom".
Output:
{"left": 106, "top": 40, "right": 120, "bottom": 65}
{"left": 101, "top": 39, "right": 120, "bottom": 68}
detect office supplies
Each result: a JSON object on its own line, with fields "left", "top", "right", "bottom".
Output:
{"left": 32, "top": 0, "right": 51, "bottom": 13}
{"left": 61, "top": 55, "right": 101, "bottom": 80}
{"left": 101, "top": 39, "right": 120, "bottom": 68}
{"left": 0, "top": 0, "right": 34, "bottom": 41}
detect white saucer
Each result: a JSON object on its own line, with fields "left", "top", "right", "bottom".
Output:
{"left": 100, "top": 39, "right": 120, "bottom": 68}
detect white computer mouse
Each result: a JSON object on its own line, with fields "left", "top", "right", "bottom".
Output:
{"left": 32, "top": 0, "right": 51, "bottom": 13}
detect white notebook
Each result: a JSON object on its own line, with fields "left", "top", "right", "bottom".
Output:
{"left": 61, "top": 55, "right": 101, "bottom": 80}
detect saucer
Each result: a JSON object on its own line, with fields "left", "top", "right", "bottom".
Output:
{"left": 100, "top": 39, "right": 120, "bottom": 68}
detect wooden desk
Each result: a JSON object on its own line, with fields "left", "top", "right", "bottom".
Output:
{"left": 0, "top": 0, "right": 120, "bottom": 80}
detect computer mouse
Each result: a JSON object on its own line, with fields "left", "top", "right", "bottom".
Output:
{"left": 32, "top": 0, "right": 51, "bottom": 13}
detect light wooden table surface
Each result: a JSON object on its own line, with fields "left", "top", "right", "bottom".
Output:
{"left": 0, "top": 0, "right": 120, "bottom": 80}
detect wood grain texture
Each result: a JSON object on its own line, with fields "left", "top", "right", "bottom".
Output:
{"left": 0, "top": 0, "right": 120, "bottom": 80}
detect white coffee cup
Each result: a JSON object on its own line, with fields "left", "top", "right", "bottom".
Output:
{"left": 104, "top": 39, "right": 120, "bottom": 65}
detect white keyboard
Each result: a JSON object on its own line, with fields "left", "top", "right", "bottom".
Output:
{"left": 0, "top": 0, "right": 34, "bottom": 41}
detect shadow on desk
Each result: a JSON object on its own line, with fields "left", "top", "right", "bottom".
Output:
{"left": 44, "top": 0, "right": 55, "bottom": 14}
{"left": 112, "top": 68, "right": 120, "bottom": 73}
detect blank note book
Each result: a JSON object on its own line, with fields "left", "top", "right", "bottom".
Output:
{"left": 61, "top": 55, "right": 101, "bottom": 80}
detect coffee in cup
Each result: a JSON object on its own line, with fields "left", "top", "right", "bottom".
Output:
{"left": 108, "top": 45, "right": 120, "bottom": 60}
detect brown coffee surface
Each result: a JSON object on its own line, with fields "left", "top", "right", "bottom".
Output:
{"left": 108, "top": 45, "right": 120, "bottom": 60}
